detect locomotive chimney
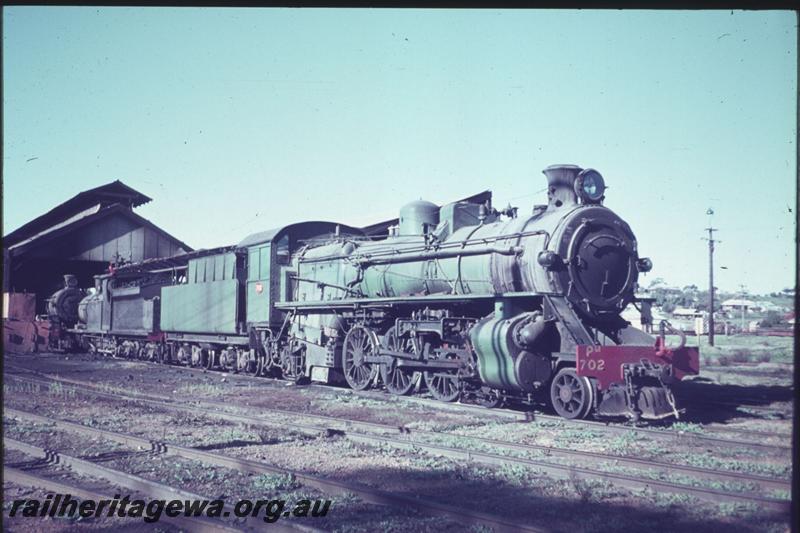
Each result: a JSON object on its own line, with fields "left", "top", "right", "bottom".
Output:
{"left": 542, "top": 164, "right": 582, "bottom": 210}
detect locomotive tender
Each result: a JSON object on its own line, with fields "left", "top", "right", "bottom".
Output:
{"left": 69, "top": 165, "right": 699, "bottom": 420}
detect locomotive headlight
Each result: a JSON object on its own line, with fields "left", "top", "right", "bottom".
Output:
{"left": 575, "top": 169, "right": 606, "bottom": 203}
{"left": 636, "top": 257, "right": 653, "bottom": 272}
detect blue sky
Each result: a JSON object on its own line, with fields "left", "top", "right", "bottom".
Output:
{"left": 3, "top": 8, "right": 796, "bottom": 294}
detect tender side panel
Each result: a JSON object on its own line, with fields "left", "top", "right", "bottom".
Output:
{"left": 161, "top": 279, "right": 240, "bottom": 334}
{"left": 160, "top": 252, "right": 240, "bottom": 335}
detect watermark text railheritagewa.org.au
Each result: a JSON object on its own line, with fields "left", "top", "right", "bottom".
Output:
{"left": 8, "top": 493, "right": 332, "bottom": 523}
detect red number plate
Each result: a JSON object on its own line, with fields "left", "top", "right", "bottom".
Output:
{"left": 575, "top": 344, "right": 699, "bottom": 390}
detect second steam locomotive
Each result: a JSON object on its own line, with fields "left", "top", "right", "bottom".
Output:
{"left": 57, "top": 164, "right": 699, "bottom": 420}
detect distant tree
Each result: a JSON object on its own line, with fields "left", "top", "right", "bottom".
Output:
{"left": 760, "top": 311, "right": 783, "bottom": 328}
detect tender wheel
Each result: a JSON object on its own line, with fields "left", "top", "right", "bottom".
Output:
{"left": 190, "top": 346, "right": 209, "bottom": 368}
{"left": 343, "top": 325, "right": 379, "bottom": 391}
{"left": 550, "top": 368, "right": 594, "bottom": 419}
{"left": 236, "top": 349, "right": 258, "bottom": 374}
{"left": 176, "top": 345, "right": 191, "bottom": 366}
{"left": 424, "top": 371, "right": 461, "bottom": 402}
{"left": 380, "top": 329, "right": 419, "bottom": 396}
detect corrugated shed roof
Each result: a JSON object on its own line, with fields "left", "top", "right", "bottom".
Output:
{"left": 3, "top": 180, "right": 152, "bottom": 247}
{"left": 6, "top": 203, "right": 192, "bottom": 258}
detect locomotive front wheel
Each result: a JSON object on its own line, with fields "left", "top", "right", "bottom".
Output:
{"left": 380, "top": 329, "right": 419, "bottom": 396}
{"left": 549, "top": 368, "right": 594, "bottom": 419}
{"left": 424, "top": 372, "right": 461, "bottom": 402}
{"left": 343, "top": 326, "right": 379, "bottom": 391}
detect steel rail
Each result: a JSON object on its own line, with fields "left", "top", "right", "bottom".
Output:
{"left": 3, "top": 437, "right": 290, "bottom": 533}
{"left": 7, "top": 372, "right": 790, "bottom": 493}
{"left": 99, "top": 354, "right": 795, "bottom": 441}
{"left": 138, "top": 356, "right": 796, "bottom": 441}
{"left": 6, "top": 438, "right": 299, "bottom": 532}
{"left": 3, "top": 467, "right": 247, "bottom": 533}
{"left": 3, "top": 448, "right": 248, "bottom": 532}
{"left": 5, "top": 407, "right": 546, "bottom": 533}
{"left": 4, "top": 360, "right": 791, "bottom": 451}
{"left": 5, "top": 377, "right": 791, "bottom": 510}
{"left": 339, "top": 386, "right": 793, "bottom": 450}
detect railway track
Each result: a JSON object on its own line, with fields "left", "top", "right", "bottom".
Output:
{"left": 4, "top": 407, "right": 545, "bottom": 533}
{"left": 4, "top": 441, "right": 254, "bottom": 532}
{"left": 7, "top": 353, "right": 793, "bottom": 445}
{"left": 4, "top": 373, "right": 791, "bottom": 511}
{"left": 335, "top": 384, "right": 793, "bottom": 446}
{"left": 3, "top": 466, "right": 246, "bottom": 533}
{"left": 4, "top": 357, "right": 792, "bottom": 450}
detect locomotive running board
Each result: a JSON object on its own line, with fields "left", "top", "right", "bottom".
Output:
{"left": 275, "top": 292, "right": 560, "bottom": 311}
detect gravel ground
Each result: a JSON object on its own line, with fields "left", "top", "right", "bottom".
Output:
{"left": 3, "top": 352, "right": 793, "bottom": 532}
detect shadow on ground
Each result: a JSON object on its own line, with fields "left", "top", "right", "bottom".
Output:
{"left": 672, "top": 379, "right": 794, "bottom": 424}
{"left": 309, "top": 463, "right": 790, "bottom": 533}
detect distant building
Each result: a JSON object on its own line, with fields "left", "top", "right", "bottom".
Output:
{"left": 721, "top": 298, "right": 756, "bottom": 313}
{"left": 672, "top": 307, "right": 702, "bottom": 319}
{"left": 3, "top": 181, "right": 192, "bottom": 313}
{"left": 752, "top": 301, "right": 783, "bottom": 313}
{"left": 621, "top": 300, "right": 667, "bottom": 332}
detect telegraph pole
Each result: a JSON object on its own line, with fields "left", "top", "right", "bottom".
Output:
{"left": 739, "top": 284, "right": 747, "bottom": 333}
{"left": 705, "top": 226, "right": 717, "bottom": 346}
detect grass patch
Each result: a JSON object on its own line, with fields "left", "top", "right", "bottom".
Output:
{"left": 684, "top": 335, "right": 793, "bottom": 364}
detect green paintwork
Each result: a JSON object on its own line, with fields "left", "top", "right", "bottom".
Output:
{"left": 398, "top": 200, "right": 439, "bottom": 236}
{"left": 469, "top": 299, "right": 523, "bottom": 391}
{"left": 246, "top": 244, "right": 272, "bottom": 324}
{"left": 161, "top": 279, "right": 239, "bottom": 334}
{"left": 187, "top": 253, "right": 237, "bottom": 283}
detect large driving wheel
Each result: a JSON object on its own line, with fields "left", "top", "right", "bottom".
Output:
{"left": 550, "top": 368, "right": 594, "bottom": 419}
{"left": 424, "top": 371, "right": 461, "bottom": 402}
{"left": 380, "top": 329, "right": 419, "bottom": 396}
{"left": 343, "top": 325, "right": 379, "bottom": 391}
